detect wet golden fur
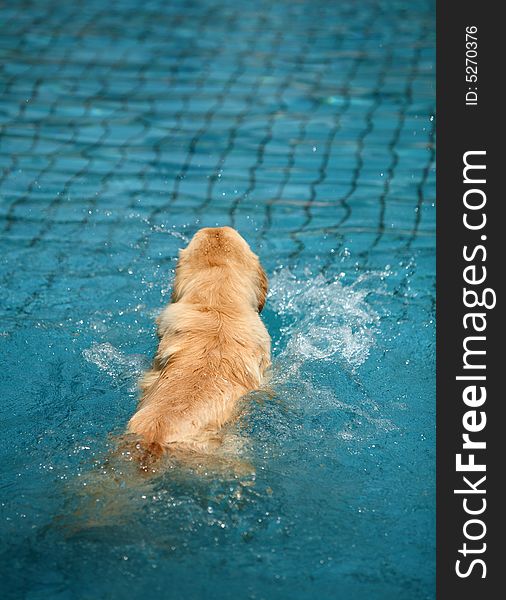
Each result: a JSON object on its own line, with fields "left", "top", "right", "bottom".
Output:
{"left": 127, "top": 226, "right": 271, "bottom": 455}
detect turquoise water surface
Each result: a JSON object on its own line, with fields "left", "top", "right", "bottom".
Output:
{"left": 0, "top": 0, "right": 435, "bottom": 598}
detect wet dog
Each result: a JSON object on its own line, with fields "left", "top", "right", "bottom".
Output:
{"left": 127, "top": 227, "right": 271, "bottom": 458}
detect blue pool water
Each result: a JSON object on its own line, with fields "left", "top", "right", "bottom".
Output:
{"left": 0, "top": 0, "right": 435, "bottom": 598}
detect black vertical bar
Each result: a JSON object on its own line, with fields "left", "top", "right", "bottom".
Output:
{"left": 437, "top": 1, "right": 501, "bottom": 598}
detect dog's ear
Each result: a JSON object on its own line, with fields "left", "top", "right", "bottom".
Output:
{"left": 170, "top": 250, "right": 188, "bottom": 303}
{"left": 257, "top": 264, "right": 268, "bottom": 312}
{"left": 170, "top": 281, "right": 180, "bottom": 303}
{"left": 170, "top": 266, "right": 182, "bottom": 303}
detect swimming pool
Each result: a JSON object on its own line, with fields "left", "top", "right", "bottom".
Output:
{"left": 0, "top": 0, "right": 435, "bottom": 598}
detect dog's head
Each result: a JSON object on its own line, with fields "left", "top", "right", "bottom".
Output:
{"left": 172, "top": 227, "right": 268, "bottom": 312}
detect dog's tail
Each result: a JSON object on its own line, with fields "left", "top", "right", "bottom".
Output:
{"left": 134, "top": 440, "right": 165, "bottom": 472}
{"left": 113, "top": 435, "right": 165, "bottom": 474}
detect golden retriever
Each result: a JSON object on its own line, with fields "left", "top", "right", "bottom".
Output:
{"left": 127, "top": 226, "right": 271, "bottom": 458}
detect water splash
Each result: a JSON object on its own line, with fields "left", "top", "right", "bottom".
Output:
{"left": 265, "top": 268, "right": 396, "bottom": 437}
{"left": 83, "top": 342, "right": 149, "bottom": 392}
{"left": 268, "top": 268, "right": 383, "bottom": 370}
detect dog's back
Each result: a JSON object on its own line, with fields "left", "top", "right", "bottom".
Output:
{"left": 127, "top": 227, "right": 271, "bottom": 455}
